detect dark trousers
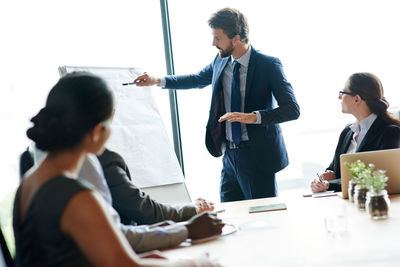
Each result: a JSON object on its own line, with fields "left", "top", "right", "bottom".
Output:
{"left": 220, "top": 146, "right": 277, "bottom": 202}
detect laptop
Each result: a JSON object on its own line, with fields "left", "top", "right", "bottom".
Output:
{"left": 340, "top": 148, "right": 400, "bottom": 199}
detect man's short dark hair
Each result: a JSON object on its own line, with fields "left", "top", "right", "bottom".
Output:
{"left": 208, "top": 7, "right": 249, "bottom": 43}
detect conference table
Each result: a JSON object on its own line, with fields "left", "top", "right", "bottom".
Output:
{"left": 162, "top": 191, "right": 400, "bottom": 267}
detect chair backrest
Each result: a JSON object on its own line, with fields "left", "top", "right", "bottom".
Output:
{"left": 0, "top": 226, "right": 14, "bottom": 267}
{"left": 19, "top": 147, "right": 34, "bottom": 180}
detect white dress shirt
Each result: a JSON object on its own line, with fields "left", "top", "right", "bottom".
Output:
{"left": 222, "top": 46, "right": 252, "bottom": 142}
{"left": 346, "top": 113, "right": 377, "bottom": 154}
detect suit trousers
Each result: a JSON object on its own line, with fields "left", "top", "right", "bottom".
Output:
{"left": 220, "top": 146, "right": 277, "bottom": 202}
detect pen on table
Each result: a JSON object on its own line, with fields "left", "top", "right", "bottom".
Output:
{"left": 122, "top": 80, "right": 142, "bottom": 86}
{"left": 216, "top": 209, "right": 226, "bottom": 214}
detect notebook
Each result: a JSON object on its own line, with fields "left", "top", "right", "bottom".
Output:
{"left": 340, "top": 148, "right": 400, "bottom": 199}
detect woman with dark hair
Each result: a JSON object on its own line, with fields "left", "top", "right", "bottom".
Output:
{"left": 311, "top": 72, "right": 400, "bottom": 193}
{"left": 13, "top": 72, "right": 221, "bottom": 267}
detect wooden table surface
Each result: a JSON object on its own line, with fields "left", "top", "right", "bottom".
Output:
{"left": 162, "top": 191, "right": 400, "bottom": 267}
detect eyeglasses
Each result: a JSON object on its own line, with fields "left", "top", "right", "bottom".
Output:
{"left": 339, "top": 91, "right": 356, "bottom": 97}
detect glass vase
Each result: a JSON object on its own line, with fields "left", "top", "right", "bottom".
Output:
{"left": 348, "top": 180, "right": 357, "bottom": 202}
{"left": 366, "top": 190, "right": 390, "bottom": 219}
{"left": 354, "top": 185, "right": 369, "bottom": 210}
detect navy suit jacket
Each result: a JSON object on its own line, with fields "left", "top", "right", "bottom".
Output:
{"left": 165, "top": 47, "right": 300, "bottom": 173}
{"left": 327, "top": 116, "right": 400, "bottom": 191}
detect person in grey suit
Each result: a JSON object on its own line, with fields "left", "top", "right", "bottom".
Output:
{"left": 21, "top": 146, "right": 221, "bottom": 253}
{"left": 311, "top": 72, "right": 400, "bottom": 192}
{"left": 97, "top": 148, "right": 214, "bottom": 226}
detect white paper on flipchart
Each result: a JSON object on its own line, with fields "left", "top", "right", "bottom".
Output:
{"left": 60, "top": 66, "right": 184, "bottom": 187}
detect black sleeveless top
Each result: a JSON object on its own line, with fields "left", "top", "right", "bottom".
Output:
{"left": 13, "top": 176, "right": 93, "bottom": 267}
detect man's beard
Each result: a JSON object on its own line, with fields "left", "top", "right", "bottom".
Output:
{"left": 218, "top": 41, "right": 234, "bottom": 58}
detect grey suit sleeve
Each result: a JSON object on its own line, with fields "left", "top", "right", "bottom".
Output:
{"left": 120, "top": 223, "right": 188, "bottom": 253}
{"left": 104, "top": 161, "right": 197, "bottom": 225}
{"left": 105, "top": 189, "right": 189, "bottom": 253}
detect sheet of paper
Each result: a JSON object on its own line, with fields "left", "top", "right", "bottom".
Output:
{"left": 187, "top": 223, "right": 238, "bottom": 244}
{"left": 61, "top": 66, "right": 184, "bottom": 187}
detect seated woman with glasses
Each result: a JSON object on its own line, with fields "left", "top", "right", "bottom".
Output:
{"left": 311, "top": 72, "right": 400, "bottom": 193}
{"left": 13, "top": 72, "right": 222, "bottom": 267}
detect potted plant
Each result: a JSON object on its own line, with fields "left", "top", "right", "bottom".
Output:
{"left": 344, "top": 160, "right": 365, "bottom": 202}
{"left": 366, "top": 169, "right": 390, "bottom": 219}
{"left": 353, "top": 162, "right": 374, "bottom": 210}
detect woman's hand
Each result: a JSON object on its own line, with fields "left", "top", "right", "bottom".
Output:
{"left": 310, "top": 179, "right": 329, "bottom": 193}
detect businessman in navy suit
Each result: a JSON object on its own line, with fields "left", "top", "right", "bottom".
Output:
{"left": 135, "top": 7, "right": 300, "bottom": 202}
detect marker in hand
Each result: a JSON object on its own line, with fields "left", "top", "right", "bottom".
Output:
{"left": 122, "top": 80, "right": 143, "bottom": 86}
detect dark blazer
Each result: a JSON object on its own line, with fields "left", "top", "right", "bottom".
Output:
{"left": 327, "top": 116, "right": 400, "bottom": 191}
{"left": 165, "top": 46, "right": 300, "bottom": 173}
{"left": 97, "top": 149, "right": 197, "bottom": 225}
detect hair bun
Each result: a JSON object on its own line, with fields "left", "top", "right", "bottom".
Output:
{"left": 26, "top": 107, "right": 63, "bottom": 151}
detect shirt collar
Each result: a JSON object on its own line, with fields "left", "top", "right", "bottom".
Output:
{"left": 349, "top": 113, "right": 377, "bottom": 134}
{"left": 231, "top": 45, "right": 251, "bottom": 68}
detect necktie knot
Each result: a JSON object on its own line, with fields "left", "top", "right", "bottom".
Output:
{"left": 233, "top": 60, "right": 240, "bottom": 72}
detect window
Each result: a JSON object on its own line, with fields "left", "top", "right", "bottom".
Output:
{"left": 168, "top": 0, "right": 400, "bottom": 201}
{"left": 0, "top": 0, "right": 170, "bottom": 255}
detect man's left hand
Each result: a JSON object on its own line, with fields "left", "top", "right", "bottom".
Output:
{"left": 218, "top": 112, "right": 256, "bottom": 124}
